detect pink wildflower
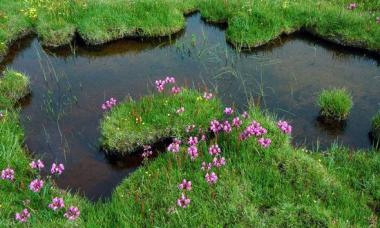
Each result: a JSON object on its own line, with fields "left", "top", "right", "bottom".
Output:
{"left": 29, "top": 179, "right": 44, "bottom": 192}
{"left": 177, "top": 193, "right": 190, "bottom": 208}
{"left": 210, "top": 120, "right": 222, "bottom": 133}
{"left": 155, "top": 79, "right": 166, "bottom": 92}
{"left": 188, "top": 136, "right": 198, "bottom": 146}
{"left": 224, "top": 107, "right": 234, "bottom": 115}
{"left": 178, "top": 179, "right": 192, "bottom": 191}
{"left": 30, "top": 159, "right": 44, "bottom": 170}
{"left": 142, "top": 145, "right": 153, "bottom": 158}
{"left": 205, "top": 172, "right": 218, "bottom": 184}
{"left": 1, "top": 168, "right": 14, "bottom": 181}
{"left": 51, "top": 163, "right": 65, "bottom": 175}
{"left": 171, "top": 86, "right": 181, "bottom": 94}
{"left": 165, "top": 76, "right": 176, "bottom": 84}
{"left": 187, "top": 146, "right": 198, "bottom": 160}
{"left": 49, "top": 197, "right": 65, "bottom": 211}
{"left": 347, "top": 3, "right": 357, "bottom": 10}
{"left": 201, "top": 161, "right": 212, "bottom": 172}
{"left": 185, "top": 124, "right": 196, "bottom": 133}
{"left": 64, "top": 206, "right": 80, "bottom": 221}
{"left": 242, "top": 111, "right": 249, "bottom": 119}
{"left": 167, "top": 139, "right": 181, "bottom": 153}
{"left": 213, "top": 157, "right": 226, "bottom": 168}
{"left": 277, "top": 120, "right": 292, "bottom": 134}
{"left": 258, "top": 137, "right": 272, "bottom": 148}
{"left": 208, "top": 144, "right": 221, "bottom": 156}
{"left": 15, "top": 209, "right": 30, "bottom": 223}
{"left": 223, "top": 121, "right": 232, "bottom": 133}
{"left": 203, "top": 92, "right": 213, "bottom": 100}
{"left": 232, "top": 117, "right": 242, "bottom": 128}
{"left": 101, "top": 97, "right": 117, "bottom": 111}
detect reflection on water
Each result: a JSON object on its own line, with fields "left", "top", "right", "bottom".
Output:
{"left": 1, "top": 13, "right": 379, "bottom": 200}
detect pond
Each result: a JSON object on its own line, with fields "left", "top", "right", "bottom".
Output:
{"left": 1, "top": 13, "right": 379, "bottom": 201}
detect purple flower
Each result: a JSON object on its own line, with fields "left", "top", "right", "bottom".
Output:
{"left": 213, "top": 157, "right": 226, "bottom": 168}
{"left": 30, "top": 159, "right": 44, "bottom": 170}
{"left": 188, "top": 136, "right": 198, "bottom": 146}
{"left": 167, "top": 139, "right": 181, "bottom": 153}
{"left": 142, "top": 145, "right": 153, "bottom": 158}
{"left": 223, "top": 121, "right": 232, "bottom": 133}
{"left": 49, "top": 197, "right": 65, "bottom": 211}
{"left": 258, "top": 137, "right": 272, "bottom": 148}
{"left": 347, "top": 3, "right": 357, "bottom": 10}
{"left": 201, "top": 161, "right": 212, "bottom": 172}
{"left": 224, "top": 107, "right": 234, "bottom": 115}
{"left": 171, "top": 86, "right": 181, "bottom": 94}
{"left": 187, "top": 146, "right": 198, "bottom": 160}
{"left": 178, "top": 179, "right": 192, "bottom": 191}
{"left": 165, "top": 76, "right": 176, "bottom": 84}
{"left": 155, "top": 79, "right": 166, "bottom": 92}
{"left": 51, "top": 163, "right": 65, "bottom": 176}
{"left": 242, "top": 111, "right": 249, "bottom": 119}
{"left": 240, "top": 120, "right": 267, "bottom": 140}
{"left": 277, "top": 120, "right": 292, "bottom": 134}
{"left": 177, "top": 193, "right": 190, "bottom": 208}
{"left": 15, "top": 209, "right": 30, "bottom": 223}
{"left": 29, "top": 179, "right": 44, "bottom": 192}
{"left": 232, "top": 117, "right": 242, "bottom": 128}
{"left": 210, "top": 120, "right": 222, "bottom": 133}
{"left": 203, "top": 92, "right": 213, "bottom": 100}
{"left": 64, "top": 206, "right": 80, "bottom": 221}
{"left": 1, "top": 168, "right": 14, "bottom": 181}
{"left": 101, "top": 97, "right": 117, "bottom": 111}
{"left": 205, "top": 172, "right": 218, "bottom": 184}
{"left": 208, "top": 144, "right": 221, "bottom": 156}
{"left": 176, "top": 107, "right": 185, "bottom": 114}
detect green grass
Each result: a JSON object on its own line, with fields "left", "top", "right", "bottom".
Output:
{"left": 1, "top": 71, "right": 379, "bottom": 226}
{"left": 372, "top": 111, "right": 380, "bottom": 130}
{"left": 0, "top": 69, "right": 30, "bottom": 109}
{"left": 317, "top": 88, "right": 353, "bottom": 121}
{"left": 372, "top": 111, "right": 380, "bottom": 147}
{"left": 100, "top": 89, "right": 223, "bottom": 154}
{"left": 1, "top": 0, "right": 380, "bottom": 58}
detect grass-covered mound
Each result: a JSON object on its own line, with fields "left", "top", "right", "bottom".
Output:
{"left": 0, "top": 69, "right": 30, "bottom": 109}
{"left": 1, "top": 0, "right": 380, "bottom": 59}
{"left": 100, "top": 88, "right": 223, "bottom": 154}
{"left": 317, "top": 88, "right": 353, "bottom": 121}
{"left": 1, "top": 72, "right": 379, "bottom": 226}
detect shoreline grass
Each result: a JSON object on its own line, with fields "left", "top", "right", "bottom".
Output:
{"left": 0, "top": 72, "right": 379, "bottom": 225}
{"left": 1, "top": 0, "right": 379, "bottom": 60}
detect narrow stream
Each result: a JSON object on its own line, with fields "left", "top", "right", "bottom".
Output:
{"left": 1, "top": 13, "right": 379, "bottom": 200}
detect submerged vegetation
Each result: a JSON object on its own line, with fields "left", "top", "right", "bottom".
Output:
{"left": 317, "top": 88, "right": 353, "bottom": 121}
{"left": 0, "top": 72, "right": 379, "bottom": 225}
{"left": 1, "top": 0, "right": 380, "bottom": 59}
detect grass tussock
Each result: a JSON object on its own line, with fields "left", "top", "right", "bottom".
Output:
{"left": 0, "top": 69, "right": 30, "bottom": 109}
{"left": 101, "top": 89, "right": 223, "bottom": 154}
{"left": 1, "top": 0, "right": 380, "bottom": 58}
{"left": 317, "top": 88, "right": 353, "bottom": 121}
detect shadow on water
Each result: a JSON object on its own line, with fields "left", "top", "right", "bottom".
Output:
{"left": 1, "top": 13, "right": 380, "bottom": 201}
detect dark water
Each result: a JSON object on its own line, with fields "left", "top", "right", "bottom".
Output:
{"left": 1, "top": 14, "right": 379, "bottom": 200}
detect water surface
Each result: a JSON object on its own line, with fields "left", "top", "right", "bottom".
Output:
{"left": 1, "top": 14, "right": 379, "bottom": 200}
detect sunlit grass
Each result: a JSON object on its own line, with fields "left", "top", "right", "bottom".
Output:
{"left": 317, "top": 88, "right": 353, "bottom": 121}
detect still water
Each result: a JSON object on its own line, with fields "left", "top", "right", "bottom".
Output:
{"left": 1, "top": 13, "right": 379, "bottom": 200}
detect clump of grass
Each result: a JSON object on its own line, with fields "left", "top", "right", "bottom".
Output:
{"left": 100, "top": 89, "right": 223, "bottom": 154}
{"left": 0, "top": 69, "right": 30, "bottom": 109}
{"left": 317, "top": 88, "right": 353, "bottom": 120}
{"left": 371, "top": 111, "right": 380, "bottom": 147}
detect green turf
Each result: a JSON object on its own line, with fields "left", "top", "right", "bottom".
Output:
{"left": 317, "top": 88, "right": 353, "bottom": 121}
{"left": 1, "top": 0, "right": 379, "bottom": 58}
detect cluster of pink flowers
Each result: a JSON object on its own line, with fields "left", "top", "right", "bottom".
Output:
{"left": 177, "top": 179, "right": 191, "bottom": 208}
{"left": 203, "top": 92, "right": 213, "bottom": 100}
{"left": 51, "top": 163, "right": 65, "bottom": 176}
{"left": 208, "top": 144, "right": 221, "bottom": 156}
{"left": 101, "top": 97, "right": 117, "bottom": 111}
{"left": 177, "top": 193, "right": 191, "bottom": 208}
{"left": 222, "top": 120, "right": 232, "bottom": 133}
{"left": 1, "top": 168, "right": 14, "bottom": 181}
{"left": 64, "top": 206, "right": 81, "bottom": 221}
{"left": 232, "top": 117, "right": 242, "bottom": 128}
{"left": 277, "top": 120, "right": 292, "bottom": 134}
{"left": 242, "top": 111, "right": 249, "bottom": 119}
{"left": 30, "top": 159, "right": 44, "bottom": 170}
{"left": 212, "top": 157, "right": 226, "bottom": 168}
{"left": 176, "top": 107, "right": 185, "bottom": 114}
{"left": 201, "top": 161, "right": 212, "bottom": 172}
{"left": 15, "top": 209, "right": 30, "bottom": 223}
{"left": 155, "top": 76, "right": 177, "bottom": 93}
{"left": 224, "top": 107, "right": 234, "bottom": 115}
{"left": 188, "top": 136, "right": 198, "bottom": 146}
{"left": 187, "top": 145, "right": 198, "bottom": 160}
{"left": 347, "top": 3, "right": 357, "bottom": 10}
{"left": 142, "top": 145, "right": 153, "bottom": 159}
{"left": 29, "top": 179, "right": 44, "bottom": 192}
{"left": 240, "top": 120, "right": 267, "bottom": 140}
{"left": 178, "top": 179, "right": 192, "bottom": 191}
{"left": 210, "top": 120, "right": 222, "bottom": 133}
{"left": 258, "top": 138, "right": 272, "bottom": 148}
{"left": 205, "top": 172, "right": 218, "bottom": 185}
{"left": 167, "top": 138, "right": 181, "bottom": 153}
{"left": 49, "top": 197, "right": 65, "bottom": 211}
